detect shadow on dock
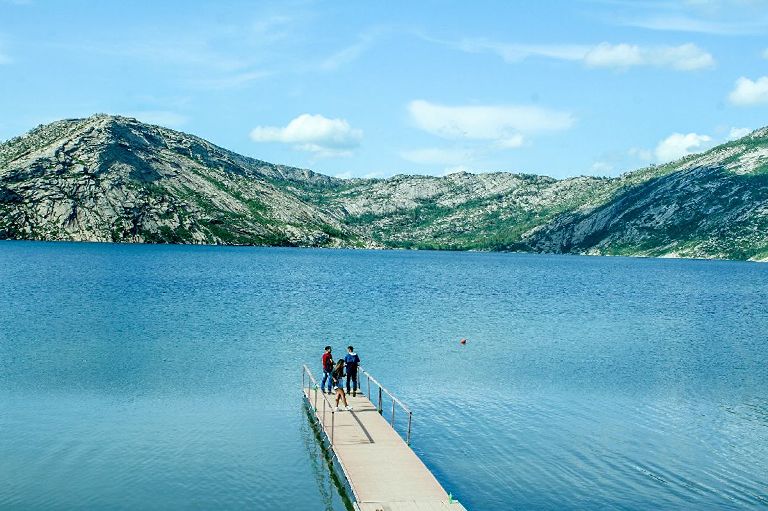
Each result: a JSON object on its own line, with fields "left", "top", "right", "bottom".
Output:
{"left": 301, "top": 364, "right": 467, "bottom": 511}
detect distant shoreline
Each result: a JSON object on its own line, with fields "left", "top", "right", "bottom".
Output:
{"left": 2, "top": 237, "right": 765, "bottom": 263}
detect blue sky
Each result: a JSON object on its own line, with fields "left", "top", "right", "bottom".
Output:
{"left": 1, "top": 0, "right": 768, "bottom": 179}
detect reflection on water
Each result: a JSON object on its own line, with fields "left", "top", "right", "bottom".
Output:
{"left": 301, "top": 402, "right": 355, "bottom": 511}
{"left": 1, "top": 241, "right": 767, "bottom": 510}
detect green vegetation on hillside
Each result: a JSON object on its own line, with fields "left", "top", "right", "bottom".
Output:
{"left": 1, "top": 115, "right": 767, "bottom": 261}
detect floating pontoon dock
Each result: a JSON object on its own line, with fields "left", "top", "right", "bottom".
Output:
{"left": 302, "top": 365, "right": 466, "bottom": 511}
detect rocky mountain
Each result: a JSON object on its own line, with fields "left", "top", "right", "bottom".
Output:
{"left": 517, "top": 131, "right": 768, "bottom": 261}
{"left": 0, "top": 115, "right": 354, "bottom": 246}
{"left": 1, "top": 114, "right": 767, "bottom": 261}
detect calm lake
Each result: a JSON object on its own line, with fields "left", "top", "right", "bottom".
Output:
{"left": 1, "top": 241, "right": 767, "bottom": 510}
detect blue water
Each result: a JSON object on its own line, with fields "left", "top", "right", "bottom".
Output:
{"left": 1, "top": 241, "right": 767, "bottom": 510}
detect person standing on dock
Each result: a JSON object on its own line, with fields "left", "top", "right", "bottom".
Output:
{"left": 344, "top": 346, "right": 361, "bottom": 397}
{"left": 332, "top": 359, "right": 352, "bottom": 411}
{"left": 321, "top": 346, "right": 334, "bottom": 394}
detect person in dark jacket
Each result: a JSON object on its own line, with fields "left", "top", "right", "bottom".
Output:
{"left": 344, "top": 345, "right": 361, "bottom": 397}
{"left": 321, "top": 346, "right": 334, "bottom": 394}
{"left": 332, "top": 359, "right": 352, "bottom": 411}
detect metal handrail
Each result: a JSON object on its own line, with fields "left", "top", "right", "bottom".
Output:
{"left": 302, "top": 364, "right": 335, "bottom": 408}
{"left": 359, "top": 366, "right": 413, "bottom": 444}
{"left": 302, "top": 364, "right": 414, "bottom": 446}
{"left": 302, "top": 364, "right": 336, "bottom": 445}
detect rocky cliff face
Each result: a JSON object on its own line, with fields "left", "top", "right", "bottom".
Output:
{"left": 0, "top": 115, "right": 355, "bottom": 246}
{"left": 2, "top": 114, "right": 767, "bottom": 260}
{"left": 518, "top": 130, "right": 768, "bottom": 261}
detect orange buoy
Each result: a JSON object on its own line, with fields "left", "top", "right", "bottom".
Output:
{"left": 460, "top": 338, "right": 467, "bottom": 345}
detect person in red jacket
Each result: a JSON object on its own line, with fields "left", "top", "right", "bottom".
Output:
{"left": 321, "top": 346, "right": 334, "bottom": 394}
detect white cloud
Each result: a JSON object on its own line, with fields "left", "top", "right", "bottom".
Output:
{"left": 400, "top": 147, "right": 475, "bottom": 165}
{"left": 762, "top": 48, "right": 768, "bottom": 59}
{"left": 457, "top": 39, "right": 587, "bottom": 63}
{"left": 582, "top": 43, "right": 644, "bottom": 68}
{"left": 628, "top": 147, "right": 654, "bottom": 162}
{"left": 319, "top": 41, "right": 370, "bottom": 71}
{"left": 124, "top": 110, "right": 188, "bottom": 128}
{"left": 619, "top": 16, "right": 764, "bottom": 35}
{"left": 608, "top": 0, "right": 768, "bottom": 35}
{"left": 456, "top": 39, "right": 714, "bottom": 70}
{"left": 584, "top": 42, "right": 714, "bottom": 70}
{"left": 680, "top": 0, "right": 768, "bottom": 13}
{"left": 655, "top": 132, "right": 712, "bottom": 162}
{"left": 496, "top": 134, "right": 525, "bottom": 148}
{"left": 407, "top": 100, "right": 574, "bottom": 146}
{"left": 250, "top": 113, "right": 363, "bottom": 157}
{"left": 192, "top": 70, "right": 272, "bottom": 89}
{"left": 318, "top": 30, "right": 381, "bottom": 71}
{"left": 729, "top": 76, "right": 768, "bottom": 105}
{"left": 728, "top": 127, "right": 752, "bottom": 140}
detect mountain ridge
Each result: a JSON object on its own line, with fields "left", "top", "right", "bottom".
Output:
{"left": 1, "top": 114, "right": 767, "bottom": 261}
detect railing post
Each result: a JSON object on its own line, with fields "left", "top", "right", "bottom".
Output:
{"left": 407, "top": 411, "right": 412, "bottom": 444}
{"left": 305, "top": 366, "right": 413, "bottom": 446}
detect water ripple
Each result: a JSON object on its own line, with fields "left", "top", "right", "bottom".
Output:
{"left": 1, "top": 242, "right": 767, "bottom": 510}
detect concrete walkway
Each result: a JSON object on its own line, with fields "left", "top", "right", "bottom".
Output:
{"left": 303, "top": 387, "right": 466, "bottom": 511}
